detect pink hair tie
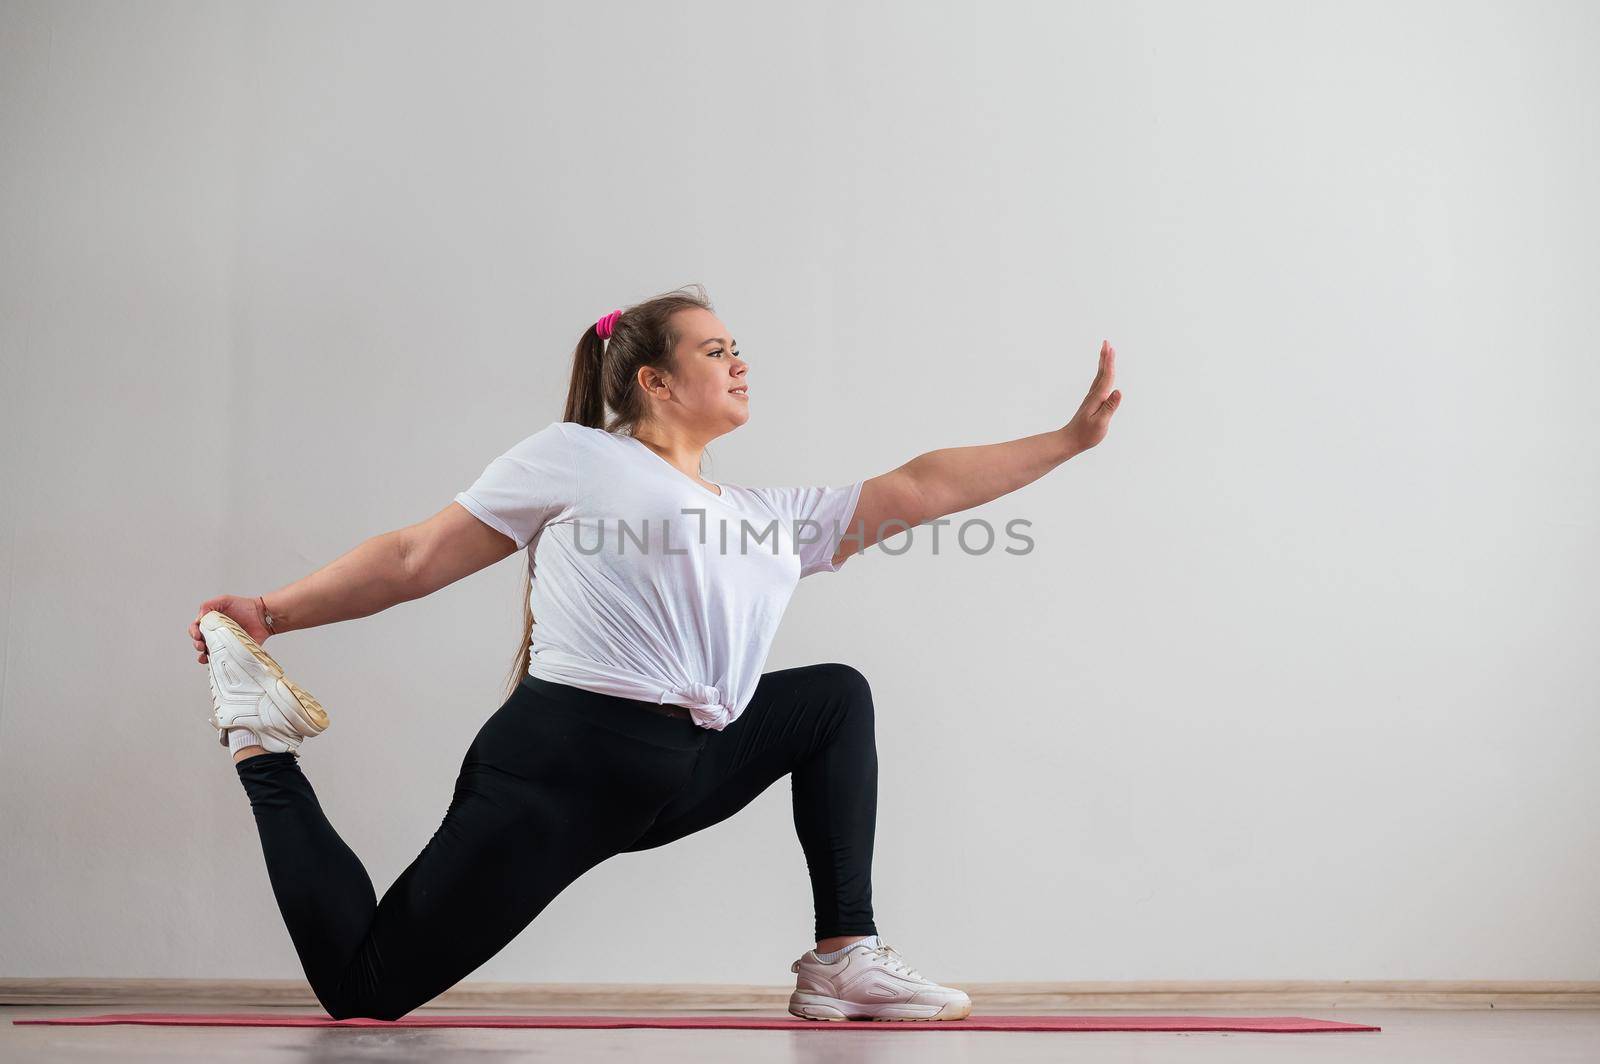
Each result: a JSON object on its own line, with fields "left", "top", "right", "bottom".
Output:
{"left": 595, "top": 309, "right": 622, "bottom": 339}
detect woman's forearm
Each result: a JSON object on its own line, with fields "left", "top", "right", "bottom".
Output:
{"left": 904, "top": 429, "right": 1080, "bottom": 522}
{"left": 259, "top": 531, "right": 420, "bottom": 636}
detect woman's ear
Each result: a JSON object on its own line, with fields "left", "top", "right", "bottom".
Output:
{"left": 635, "top": 364, "right": 671, "bottom": 400}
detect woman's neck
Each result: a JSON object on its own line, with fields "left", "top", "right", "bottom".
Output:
{"left": 632, "top": 422, "right": 710, "bottom": 481}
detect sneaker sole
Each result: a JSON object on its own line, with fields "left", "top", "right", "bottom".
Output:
{"left": 787, "top": 991, "right": 972, "bottom": 1022}
{"left": 202, "top": 610, "right": 329, "bottom": 734}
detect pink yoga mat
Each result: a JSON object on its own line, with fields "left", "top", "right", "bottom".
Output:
{"left": 15, "top": 1012, "right": 1381, "bottom": 1032}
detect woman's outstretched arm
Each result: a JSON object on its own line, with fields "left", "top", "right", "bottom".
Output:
{"left": 187, "top": 501, "right": 517, "bottom": 662}
{"left": 835, "top": 341, "right": 1123, "bottom": 564}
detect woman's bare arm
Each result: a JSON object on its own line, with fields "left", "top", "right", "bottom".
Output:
{"left": 259, "top": 504, "right": 517, "bottom": 635}
{"left": 189, "top": 502, "right": 518, "bottom": 659}
{"left": 835, "top": 341, "right": 1123, "bottom": 564}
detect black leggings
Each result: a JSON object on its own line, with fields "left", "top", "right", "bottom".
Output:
{"left": 234, "top": 661, "right": 878, "bottom": 1021}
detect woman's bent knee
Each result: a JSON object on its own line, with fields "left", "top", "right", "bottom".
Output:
{"left": 816, "top": 662, "right": 872, "bottom": 706}
{"left": 832, "top": 664, "right": 874, "bottom": 724}
{"left": 322, "top": 972, "right": 427, "bottom": 1022}
{"left": 324, "top": 993, "right": 417, "bottom": 1023}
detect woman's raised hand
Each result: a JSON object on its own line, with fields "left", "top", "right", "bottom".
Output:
{"left": 188, "top": 594, "right": 270, "bottom": 664}
{"left": 1062, "top": 340, "right": 1123, "bottom": 454}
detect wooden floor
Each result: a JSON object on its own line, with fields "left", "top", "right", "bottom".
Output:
{"left": 5, "top": 1005, "right": 1599, "bottom": 1062}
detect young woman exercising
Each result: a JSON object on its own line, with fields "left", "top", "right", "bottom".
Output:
{"left": 186, "top": 285, "right": 1122, "bottom": 1022}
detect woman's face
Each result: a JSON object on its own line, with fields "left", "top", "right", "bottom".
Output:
{"left": 648, "top": 307, "right": 750, "bottom": 434}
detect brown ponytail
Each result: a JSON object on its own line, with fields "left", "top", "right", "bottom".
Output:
{"left": 503, "top": 282, "right": 715, "bottom": 700}
{"left": 562, "top": 325, "right": 607, "bottom": 429}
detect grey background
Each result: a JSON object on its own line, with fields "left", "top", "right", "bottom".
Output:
{"left": 2, "top": 0, "right": 1596, "bottom": 984}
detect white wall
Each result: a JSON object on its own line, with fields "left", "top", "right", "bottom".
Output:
{"left": 2, "top": 0, "right": 1596, "bottom": 985}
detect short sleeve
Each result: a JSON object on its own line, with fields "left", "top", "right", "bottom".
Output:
{"left": 744, "top": 479, "right": 865, "bottom": 577}
{"left": 453, "top": 422, "right": 579, "bottom": 551}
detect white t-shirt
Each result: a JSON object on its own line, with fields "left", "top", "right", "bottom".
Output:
{"left": 453, "top": 421, "right": 864, "bottom": 730}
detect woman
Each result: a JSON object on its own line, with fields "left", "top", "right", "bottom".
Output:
{"left": 186, "top": 284, "right": 1122, "bottom": 1022}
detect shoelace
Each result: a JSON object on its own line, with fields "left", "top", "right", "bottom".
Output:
{"left": 868, "top": 941, "right": 925, "bottom": 981}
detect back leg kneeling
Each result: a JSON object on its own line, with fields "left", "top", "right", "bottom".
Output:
{"left": 311, "top": 771, "right": 596, "bottom": 1022}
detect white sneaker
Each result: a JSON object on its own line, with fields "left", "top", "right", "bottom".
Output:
{"left": 788, "top": 937, "right": 972, "bottom": 1022}
{"left": 200, "top": 610, "right": 329, "bottom": 755}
